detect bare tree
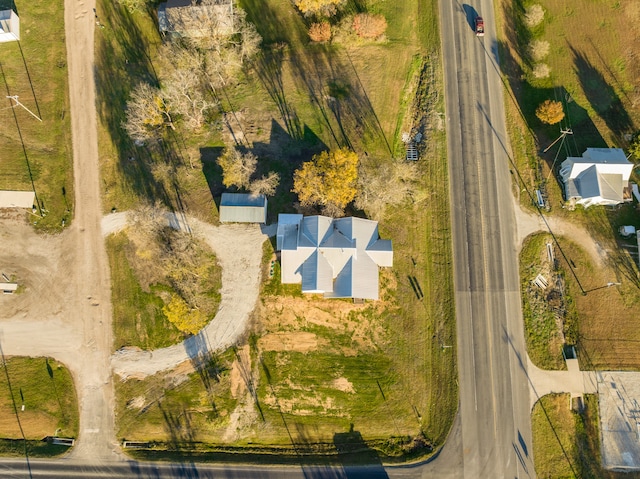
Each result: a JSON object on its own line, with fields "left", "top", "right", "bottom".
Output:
{"left": 217, "top": 146, "right": 258, "bottom": 189}
{"left": 355, "top": 161, "right": 420, "bottom": 221}
{"left": 163, "top": 68, "right": 217, "bottom": 129}
{"left": 122, "top": 83, "right": 174, "bottom": 143}
{"left": 249, "top": 171, "right": 280, "bottom": 197}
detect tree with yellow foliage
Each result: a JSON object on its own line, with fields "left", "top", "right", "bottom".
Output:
{"left": 293, "top": 0, "right": 345, "bottom": 17}
{"left": 293, "top": 148, "right": 358, "bottom": 216}
{"left": 162, "top": 294, "right": 208, "bottom": 336}
{"left": 535, "top": 99, "right": 565, "bottom": 125}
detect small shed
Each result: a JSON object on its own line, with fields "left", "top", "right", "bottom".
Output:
{"left": 0, "top": 190, "right": 35, "bottom": 209}
{"left": 219, "top": 193, "right": 267, "bottom": 224}
{"left": 0, "top": 10, "right": 19, "bottom": 43}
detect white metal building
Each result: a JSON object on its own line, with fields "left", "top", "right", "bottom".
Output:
{"left": 219, "top": 193, "right": 267, "bottom": 223}
{"left": 0, "top": 10, "right": 19, "bottom": 43}
{"left": 0, "top": 190, "right": 34, "bottom": 209}
{"left": 560, "top": 148, "right": 633, "bottom": 208}
{"left": 276, "top": 214, "right": 393, "bottom": 300}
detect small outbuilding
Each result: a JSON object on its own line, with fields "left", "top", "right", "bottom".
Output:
{"left": 0, "top": 190, "right": 35, "bottom": 209}
{"left": 219, "top": 193, "right": 267, "bottom": 224}
{"left": 0, "top": 10, "right": 19, "bottom": 43}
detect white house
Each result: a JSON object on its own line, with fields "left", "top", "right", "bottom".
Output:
{"left": 276, "top": 214, "right": 393, "bottom": 300}
{"left": 559, "top": 148, "right": 633, "bottom": 208}
{"left": 0, "top": 10, "right": 19, "bottom": 43}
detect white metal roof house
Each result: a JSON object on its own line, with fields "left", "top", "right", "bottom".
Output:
{"left": 157, "top": 0, "right": 234, "bottom": 39}
{"left": 0, "top": 10, "right": 19, "bottom": 43}
{"left": 559, "top": 148, "right": 633, "bottom": 208}
{"left": 219, "top": 193, "right": 267, "bottom": 223}
{"left": 276, "top": 214, "right": 393, "bottom": 300}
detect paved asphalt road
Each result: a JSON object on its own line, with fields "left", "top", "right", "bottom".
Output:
{"left": 440, "top": 0, "right": 536, "bottom": 478}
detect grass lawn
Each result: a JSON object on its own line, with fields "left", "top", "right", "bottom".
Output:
{"left": 115, "top": 348, "right": 238, "bottom": 444}
{"left": 532, "top": 394, "right": 640, "bottom": 479}
{"left": 519, "top": 233, "right": 567, "bottom": 369}
{"left": 0, "top": 0, "right": 73, "bottom": 231}
{"left": 497, "top": 0, "right": 640, "bottom": 214}
{"left": 107, "top": 232, "right": 183, "bottom": 351}
{"left": 0, "top": 356, "right": 78, "bottom": 457}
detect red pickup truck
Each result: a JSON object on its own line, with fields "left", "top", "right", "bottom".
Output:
{"left": 475, "top": 16, "right": 485, "bottom": 36}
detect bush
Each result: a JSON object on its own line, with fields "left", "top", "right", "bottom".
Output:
{"left": 309, "top": 22, "right": 331, "bottom": 42}
{"left": 353, "top": 13, "right": 387, "bottom": 40}
{"left": 533, "top": 63, "right": 551, "bottom": 79}
{"left": 525, "top": 4, "right": 545, "bottom": 28}
{"left": 528, "top": 40, "right": 550, "bottom": 61}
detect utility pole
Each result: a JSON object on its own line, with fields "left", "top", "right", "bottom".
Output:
{"left": 543, "top": 128, "right": 573, "bottom": 153}
{"left": 6, "top": 95, "right": 42, "bottom": 122}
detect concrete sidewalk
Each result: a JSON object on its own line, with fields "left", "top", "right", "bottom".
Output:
{"left": 526, "top": 356, "right": 598, "bottom": 410}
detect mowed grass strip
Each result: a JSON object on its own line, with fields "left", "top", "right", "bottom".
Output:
{"left": 532, "top": 394, "right": 639, "bottom": 479}
{"left": 0, "top": 357, "right": 78, "bottom": 443}
{"left": 0, "top": 0, "right": 73, "bottom": 230}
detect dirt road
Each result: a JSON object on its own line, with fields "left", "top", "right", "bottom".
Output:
{"left": 1, "top": 0, "right": 117, "bottom": 462}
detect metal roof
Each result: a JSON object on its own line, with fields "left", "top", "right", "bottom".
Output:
{"left": 219, "top": 193, "right": 267, "bottom": 223}
{"left": 277, "top": 214, "right": 393, "bottom": 300}
{"left": 0, "top": 190, "right": 34, "bottom": 208}
{"left": 0, "top": 10, "right": 19, "bottom": 43}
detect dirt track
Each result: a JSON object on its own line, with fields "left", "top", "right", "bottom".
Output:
{"left": 1, "top": 0, "right": 117, "bottom": 461}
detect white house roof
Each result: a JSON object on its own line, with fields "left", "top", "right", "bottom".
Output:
{"left": 219, "top": 193, "right": 267, "bottom": 223}
{"left": 0, "top": 10, "right": 19, "bottom": 43}
{"left": 277, "top": 214, "right": 393, "bottom": 300}
{"left": 559, "top": 148, "right": 632, "bottom": 208}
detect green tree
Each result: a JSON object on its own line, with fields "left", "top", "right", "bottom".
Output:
{"left": 535, "top": 100, "right": 564, "bottom": 125}
{"left": 629, "top": 133, "right": 640, "bottom": 161}
{"left": 292, "top": 148, "right": 358, "bottom": 216}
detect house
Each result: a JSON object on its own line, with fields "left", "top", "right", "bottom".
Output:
{"left": 559, "top": 148, "right": 633, "bottom": 208}
{"left": 219, "top": 193, "right": 267, "bottom": 223}
{"left": 276, "top": 214, "right": 393, "bottom": 300}
{"left": 157, "top": 0, "right": 234, "bottom": 39}
{"left": 0, "top": 10, "right": 19, "bottom": 43}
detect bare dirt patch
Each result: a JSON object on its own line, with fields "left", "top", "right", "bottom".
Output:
{"left": 259, "top": 296, "right": 388, "bottom": 352}
{"left": 331, "top": 377, "right": 355, "bottom": 394}
{"left": 258, "top": 332, "right": 320, "bottom": 353}
{"left": 229, "top": 345, "right": 251, "bottom": 400}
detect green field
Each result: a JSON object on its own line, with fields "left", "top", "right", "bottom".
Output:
{"left": 0, "top": 0, "right": 73, "bottom": 230}
{"left": 0, "top": 356, "right": 78, "bottom": 457}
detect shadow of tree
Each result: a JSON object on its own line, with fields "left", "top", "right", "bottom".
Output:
{"left": 95, "top": 1, "right": 174, "bottom": 207}
{"left": 570, "top": 44, "right": 635, "bottom": 144}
